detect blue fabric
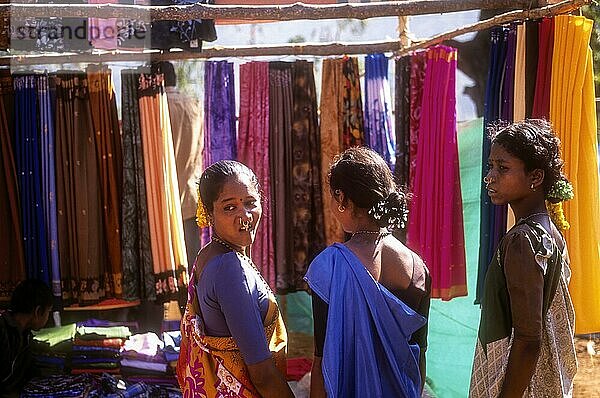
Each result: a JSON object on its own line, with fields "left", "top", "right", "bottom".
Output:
{"left": 37, "top": 74, "right": 61, "bottom": 301}
{"left": 364, "top": 53, "right": 396, "bottom": 170}
{"left": 304, "top": 243, "right": 425, "bottom": 398}
{"left": 14, "top": 75, "right": 50, "bottom": 284}
{"left": 195, "top": 252, "right": 271, "bottom": 365}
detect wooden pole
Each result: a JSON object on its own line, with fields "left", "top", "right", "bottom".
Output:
{"left": 0, "top": 0, "right": 587, "bottom": 66}
{"left": 1, "top": 0, "right": 534, "bottom": 22}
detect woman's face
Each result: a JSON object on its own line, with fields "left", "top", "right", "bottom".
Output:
{"left": 210, "top": 175, "right": 262, "bottom": 251}
{"left": 485, "top": 143, "right": 535, "bottom": 206}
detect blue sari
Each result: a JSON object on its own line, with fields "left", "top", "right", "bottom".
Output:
{"left": 305, "top": 243, "right": 426, "bottom": 398}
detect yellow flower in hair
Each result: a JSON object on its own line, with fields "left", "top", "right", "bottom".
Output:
{"left": 196, "top": 188, "right": 210, "bottom": 228}
{"left": 546, "top": 201, "right": 570, "bottom": 231}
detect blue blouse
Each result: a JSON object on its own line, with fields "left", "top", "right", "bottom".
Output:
{"left": 195, "top": 252, "right": 271, "bottom": 365}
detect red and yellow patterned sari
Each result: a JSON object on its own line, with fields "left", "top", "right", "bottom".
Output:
{"left": 177, "top": 258, "right": 287, "bottom": 397}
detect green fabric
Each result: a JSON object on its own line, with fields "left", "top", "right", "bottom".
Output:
{"left": 277, "top": 291, "right": 314, "bottom": 335}
{"left": 33, "top": 323, "right": 77, "bottom": 347}
{"left": 426, "top": 118, "right": 483, "bottom": 397}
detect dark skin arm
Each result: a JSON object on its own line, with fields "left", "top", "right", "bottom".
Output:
{"left": 310, "top": 356, "right": 327, "bottom": 398}
{"left": 247, "top": 357, "right": 294, "bottom": 398}
{"left": 499, "top": 337, "right": 541, "bottom": 397}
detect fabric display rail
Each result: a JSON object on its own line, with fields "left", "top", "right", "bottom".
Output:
{"left": 476, "top": 15, "right": 600, "bottom": 334}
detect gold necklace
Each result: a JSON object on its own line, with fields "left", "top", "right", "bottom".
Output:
{"left": 211, "top": 235, "right": 274, "bottom": 296}
{"left": 351, "top": 230, "right": 391, "bottom": 238}
{"left": 519, "top": 212, "right": 549, "bottom": 223}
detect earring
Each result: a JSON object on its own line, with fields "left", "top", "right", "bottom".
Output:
{"left": 530, "top": 183, "right": 536, "bottom": 191}
{"left": 338, "top": 204, "right": 345, "bottom": 213}
{"left": 483, "top": 176, "right": 491, "bottom": 184}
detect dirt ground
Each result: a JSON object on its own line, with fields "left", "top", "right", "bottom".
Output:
{"left": 573, "top": 336, "right": 600, "bottom": 398}
{"left": 288, "top": 333, "right": 600, "bottom": 396}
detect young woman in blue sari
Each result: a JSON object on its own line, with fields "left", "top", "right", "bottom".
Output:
{"left": 305, "top": 147, "right": 431, "bottom": 398}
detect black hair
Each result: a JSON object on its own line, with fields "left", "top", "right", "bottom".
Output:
{"left": 329, "top": 147, "right": 409, "bottom": 228}
{"left": 9, "top": 279, "right": 53, "bottom": 314}
{"left": 490, "top": 119, "right": 568, "bottom": 201}
{"left": 198, "top": 160, "right": 261, "bottom": 213}
{"left": 153, "top": 61, "right": 177, "bottom": 87}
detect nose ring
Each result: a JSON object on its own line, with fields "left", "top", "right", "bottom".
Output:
{"left": 240, "top": 217, "right": 251, "bottom": 229}
{"left": 483, "top": 176, "right": 491, "bottom": 184}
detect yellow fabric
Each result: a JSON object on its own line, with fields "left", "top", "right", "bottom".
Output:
{"left": 319, "top": 59, "right": 345, "bottom": 245}
{"left": 549, "top": 15, "right": 600, "bottom": 333}
{"left": 177, "top": 277, "right": 287, "bottom": 397}
{"left": 513, "top": 23, "right": 526, "bottom": 123}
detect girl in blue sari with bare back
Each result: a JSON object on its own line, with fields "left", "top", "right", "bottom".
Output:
{"left": 305, "top": 147, "right": 431, "bottom": 398}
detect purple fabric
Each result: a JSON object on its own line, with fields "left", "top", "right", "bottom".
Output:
{"left": 76, "top": 319, "right": 139, "bottom": 331}
{"left": 201, "top": 61, "right": 237, "bottom": 247}
{"left": 364, "top": 53, "right": 395, "bottom": 170}
{"left": 195, "top": 252, "right": 271, "bottom": 365}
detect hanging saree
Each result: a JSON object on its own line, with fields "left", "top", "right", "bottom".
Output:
{"left": 177, "top": 259, "right": 287, "bottom": 397}
{"left": 394, "top": 55, "right": 411, "bottom": 188}
{"left": 238, "top": 61, "right": 275, "bottom": 289}
{"left": 532, "top": 18, "right": 554, "bottom": 119}
{"left": 202, "top": 61, "right": 237, "bottom": 247}
{"left": 87, "top": 65, "right": 123, "bottom": 297}
{"left": 476, "top": 26, "right": 512, "bottom": 304}
{"left": 408, "top": 50, "right": 427, "bottom": 193}
{"left": 513, "top": 24, "right": 526, "bottom": 122}
{"left": 407, "top": 46, "right": 467, "bottom": 300}
{"left": 289, "top": 60, "right": 326, "bottom": 291}
{"left": 364, "top": 53, "right": 395, "bottom": 170}
{"left": 14, "top": 75, "right": 50, "bottom": 284}
{"left": 55, "top": 72, "right": 106, "bottom": 305}
{"left": 319, "top": 58, "right": 345, "bottom": 246}
{"left": 341, "top": 57, "right": 364, "bottom": 148}
{"left": 525, "top": 20, "right": 539, "bottom": 119}
{"left": 120, "top": 69, "right": 155, "bottom": 301}
{"left": 138, "top": 73, "right": 188, "bottom": 303}
{"left": 37, "top": 74, "right": 62, "bottom": 300}
{"left": 549, "top": 15, "right": 600, "bottom": 334}
{"left": 0, "top": 72, "right": 25, "bottom": 301}
{"left": 268, "top": 62, "right": 294, "bottom": 293}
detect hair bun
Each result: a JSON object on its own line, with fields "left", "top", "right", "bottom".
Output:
{"left": 368, "top": 191, "right": 409, "bottom": 229}
{"left": 546, "top": 176, "right": 574, "bottom": 204}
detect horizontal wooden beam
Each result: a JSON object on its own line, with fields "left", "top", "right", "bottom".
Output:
{"left": 1, "top": 0, "right": 534, "bottom": 22}
{"left": 0, "top": 0, "right": 587, "bottom": 67}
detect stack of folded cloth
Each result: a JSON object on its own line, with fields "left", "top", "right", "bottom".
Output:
{"left": 31, "top": 323, "right": 77, "bottom": 376}
{"left": 120, "top": 332, "right": 176, "bottom": 385}
{"left": 71, "top": 320, "right": 133, "bottom": 375}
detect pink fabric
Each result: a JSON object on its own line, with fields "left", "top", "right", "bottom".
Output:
{"left": 237, "top": 62, "right": 275, "bottom": 290}
{"left": 407, "top": 46, "right": 467, "bottom": 301}
{"left": 89, "top": 0, "right": 118, "bottom": 50}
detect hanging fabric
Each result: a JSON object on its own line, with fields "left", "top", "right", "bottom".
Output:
{"left": 289, "top": 60, "right": 326, "bottom": 291}
{"left": 532, "top": 18, "right": 554, "bottom": 118}
{"left": 319, "top": 58, "right": 345, "bottom": 245}
{"left": 407, "top": 45, "right": 467, "bottom": 300}
{"left": 14, "top": 75, "right": 50, "bottom": 284}
{"left": 513, "top": 24, "right": 526, "bottom": 122}
{"left": 525, "top": 21, "right": 540, "bottom": 119}
{"left": 364, "top": 53, "right": 395, "bottom": 170}
{"left": 0, "top": 71, "right": 25, "bottom": 301}
{"left": 268, "top": 62, "right": 294, "bottom": 293}
{"left": 394, "top": 55, "right": 411, "bottom": 188}
{"left": 549, "top": 15, "right": 600, "bottom": 334}
{"left": 87, "top": 65, "right": 124, "bottom": 297}
{"left": 408, "top": 50, "right": 427, "bottom": 194}
{"left": 37, "top": 74, "right": 62, "bottom": 301}
{"left": 120, "top": 69, "right": 155, "bottom": 301}
{"left": 55, "top": 72, "right": 107, "bottom": 305}
{"left": 238, "top": 61, "right": 275, "bottom": 289}
{"left": 475, "top": 26, "right": 513, "bottom": 304}
{"left": 201, "top": 61, "right": 237, "bottom": 246}
{"left": 341, "top": 57, "right": 365, "bottom": 148}
{"left": 138, "top": 72, "right": 188, "bottom": 303}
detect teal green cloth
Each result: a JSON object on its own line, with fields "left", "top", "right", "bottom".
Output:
{"left": 33, "top": 323, "right": 77, "bottom": 347}
{"left": 426, "top": 118, "right": 483, "bottom": 397}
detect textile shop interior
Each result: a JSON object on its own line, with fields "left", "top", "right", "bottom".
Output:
{"left": 1, "top": 1, "right": 600, "bottom": 397}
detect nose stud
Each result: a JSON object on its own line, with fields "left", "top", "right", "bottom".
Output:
{"left": 239, "top": 217, "right": 252, "bottom": 229}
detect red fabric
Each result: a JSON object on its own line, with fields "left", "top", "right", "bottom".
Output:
{"left": 73, "top": 338, "right": 125, "bottom": 348}
{"left": 286, "top": 357, "right": 312, "bottom": 381}
{"left": 532, "top": 18, "right": 554, "bottom": 118}
{"left": 408, "top": 51, "right": 427, "bottom": 193}
{"left": 237, "top": 62, "right": 275, "bottom": 290}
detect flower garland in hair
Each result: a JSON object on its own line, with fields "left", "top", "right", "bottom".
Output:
{"left": 367, "top": 194, "right": 409, "bottom": 230}
{"left": 196, "top": 187, "right": 210, "bottom": 228}
{"left": 545, "top": 179, "right": 574, "bottom": 232}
